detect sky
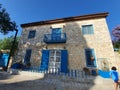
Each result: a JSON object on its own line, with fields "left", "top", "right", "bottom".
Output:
{"left": 0, "top": 0, "right": 120, "bottom": 40}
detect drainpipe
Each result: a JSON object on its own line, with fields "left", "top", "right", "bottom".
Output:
{"left": 6, "top": 29, "right": 18, "bottom": 71}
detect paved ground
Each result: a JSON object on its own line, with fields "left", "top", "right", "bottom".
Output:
{"left": 0, "top": 70, "right": 115, "bottom": 90}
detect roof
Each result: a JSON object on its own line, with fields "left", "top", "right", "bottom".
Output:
{"left": 21, "top": 12, "right": 109, "bottom": 28}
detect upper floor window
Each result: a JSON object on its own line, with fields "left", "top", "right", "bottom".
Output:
{"left": 51, "top": 28, "right": 62, "bottom": 40}
{"left": 52, "top": 28, "right": 62, "bottom": 34}
{"left": 28, "top": 30, "right": 36, "bottom": 39}
{"left": 82, "top": 25, "right": 94, "bottom": 35}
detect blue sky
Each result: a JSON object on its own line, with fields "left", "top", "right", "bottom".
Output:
{"left": 0, "top": 0, "right": 120, "bottom": 39}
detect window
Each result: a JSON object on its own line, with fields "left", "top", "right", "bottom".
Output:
{"left": 51, "top": 28, "right": 62, "bottom": 40}
{"left": 82, "top": 25, "right": 94, "bottom": 35}
{"left": 49, "top": 50, "right": 61, "bottom": 71}
{"left": 85, "top": 49, "right": 96, "bottom": 67}
{"left": 24, "top": 49, "right": 32, "bottom": 65}
{"left": 40, "top": 50, "right": 68, "bottom": 73}
{"left": 52, "top": 28, "right": 62, "bottom": 34}
{"left": 28, "top": 30, "right": 36, "bottom": 39}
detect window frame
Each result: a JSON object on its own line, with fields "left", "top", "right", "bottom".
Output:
{"left": 28, "top": 30, "right": 36, "bottom": 39}
{"left": 51, "top": 28, "right": 62, "bottom": 41}
{"left": 82, "top": 24, "right": 94, "bottom": 35}
{"left": 48, "top": 50, "right": 61, "bottom": 71}
{"left": 24, "top": 49, "right": 32, "bottom": 65}
{"left": 84, "top": 48, "right": 96, "bottom": 67}
{"left": 51, "top": 28, "right": 62, "bottom": 34}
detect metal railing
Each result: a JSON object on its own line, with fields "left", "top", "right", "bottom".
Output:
{"left": 18, "top": 66, "right": 86, "bottom": 78}
{"left": 43, "top": 33, "right": 66, "bottom": 43}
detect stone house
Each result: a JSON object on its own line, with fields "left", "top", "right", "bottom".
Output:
{"left": 14, "top": 12, "right": 116, "bottom": 73}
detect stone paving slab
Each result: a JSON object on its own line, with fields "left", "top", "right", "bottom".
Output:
{"left": 0, "top": 71, "right": 114, "bottom": 90}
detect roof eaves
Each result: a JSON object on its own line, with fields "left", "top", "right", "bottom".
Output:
{"left": 21, "top": 12, "right": 109, "bottom": 28}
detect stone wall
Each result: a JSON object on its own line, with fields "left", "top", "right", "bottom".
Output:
{"left": 14, "top": 18, "right": 116, "bottom": 70}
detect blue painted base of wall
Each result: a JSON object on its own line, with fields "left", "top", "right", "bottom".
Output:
{"left": 98, "top": 70, "right": 110, "bottom": 78}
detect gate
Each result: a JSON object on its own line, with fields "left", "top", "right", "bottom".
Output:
{"left": 0, "top": 53, "right": 9, "bottom": 67}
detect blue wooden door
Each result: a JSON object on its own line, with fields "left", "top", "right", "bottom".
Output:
{"left": 61, "top": 50, "right": 68, "bottom": 73}
{"left": 40, "top": 50, "right": 49, "bottom": 71}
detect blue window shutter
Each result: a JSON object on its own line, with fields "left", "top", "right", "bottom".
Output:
{"left": 61, "top": 50, "right": 68, "bottom": 73}
{"left": 90, "top": 25, "right": 92, "bottom": 34}
{"left": 40, "top": 50, "right": 49, "bottom": 71}
{"left": 85, "top": 49, "right": 91, "bottom": 66}
{"left": 82, "top": 26, "right": 85, "bottom": 34}
{"left": 89, "top": 25, "right": 94, "bottom": 34}
{"left": 24, "top": 49, "right": 32, "bottom": 64}
{"left": 92, "top": 25, "right": 94, "bottom": 34}
{"left": 91, "top": 49, "right": 96, "bottom": 66}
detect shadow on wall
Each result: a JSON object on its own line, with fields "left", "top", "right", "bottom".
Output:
{"left": 64, "top": 22, "right": 97, "bottom": 90}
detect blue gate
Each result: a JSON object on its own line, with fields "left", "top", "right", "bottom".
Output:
{"left": 0, "top": 53, "right": 9, "bottom": 67}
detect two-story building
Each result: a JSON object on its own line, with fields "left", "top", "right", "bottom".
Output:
{"left": 13, "top": 12, "right": 116, "bottom": 73}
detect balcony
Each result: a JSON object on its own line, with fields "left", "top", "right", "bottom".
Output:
{"left": 44, "top": 33, "right": 66, "bottom": 43}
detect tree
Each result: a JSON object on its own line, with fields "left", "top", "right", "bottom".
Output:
{"left": 0, "top": 36, "right": 20, "bottom": 55}
{"left": 112, "top": 25, "right": 120, "bottom": 53}
{"left": 0, "top": 4, "right": 18, "bottom": 70}
{"left": 112, "top": 25, "right": 120, "bottom": 41}
{"left": 0, "top": 4, "right": 17, "bottom": 34}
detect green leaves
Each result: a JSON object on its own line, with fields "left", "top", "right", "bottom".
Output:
{"left": 0, "top": 4, "right": 17, "bottom": 34}
{"left": 0, "top": 36, "right": 19, "bottom": 56}
{"left": 113, "top": 42, "right": 120, "bottom": 49}
{"left": 112, "top": 25, "right": 120, "bottom": 41}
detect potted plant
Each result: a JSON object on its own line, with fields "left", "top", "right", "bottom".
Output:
{"left": 91, "top": 56, "right": 94, "bottom": 60}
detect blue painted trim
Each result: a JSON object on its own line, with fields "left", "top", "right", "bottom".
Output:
{"left": 82, "top": 24, "right": 94, "bottom": 35}
{"left": 52, "top": 28, "right": 62, "bottom": 34}
{"left": 61, "top": 50, "right": 68, "bottom": 73}
{"left": 40, "top": 50, "right": 49, "bottom": 71}
{"left": 24, "top": 49, "right": 32, "bottom": 64}
{"left": 44, "top": 33, "right": 66, "bottom": 43}
{"left": 0, "top": 53, "right": 9, "bottom": 67}
{"left": 84, "top": 48, "right": 96, "bottom": 67}
{"left": 98, "top": 70, "right": 110, "bottom": 78}
{"left": 91, "top": 49, "right": 97, "bottom": 67}
{"left": 28, "top": 30, "right": 36, "bottom": 39}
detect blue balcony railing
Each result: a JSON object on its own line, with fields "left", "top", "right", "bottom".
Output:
{"left": 44, "top": 33, "right": 67, "bottom": 43}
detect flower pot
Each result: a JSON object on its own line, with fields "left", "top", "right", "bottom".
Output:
{"left": 91, "top": 56, "right": 94, "bottom": 60}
